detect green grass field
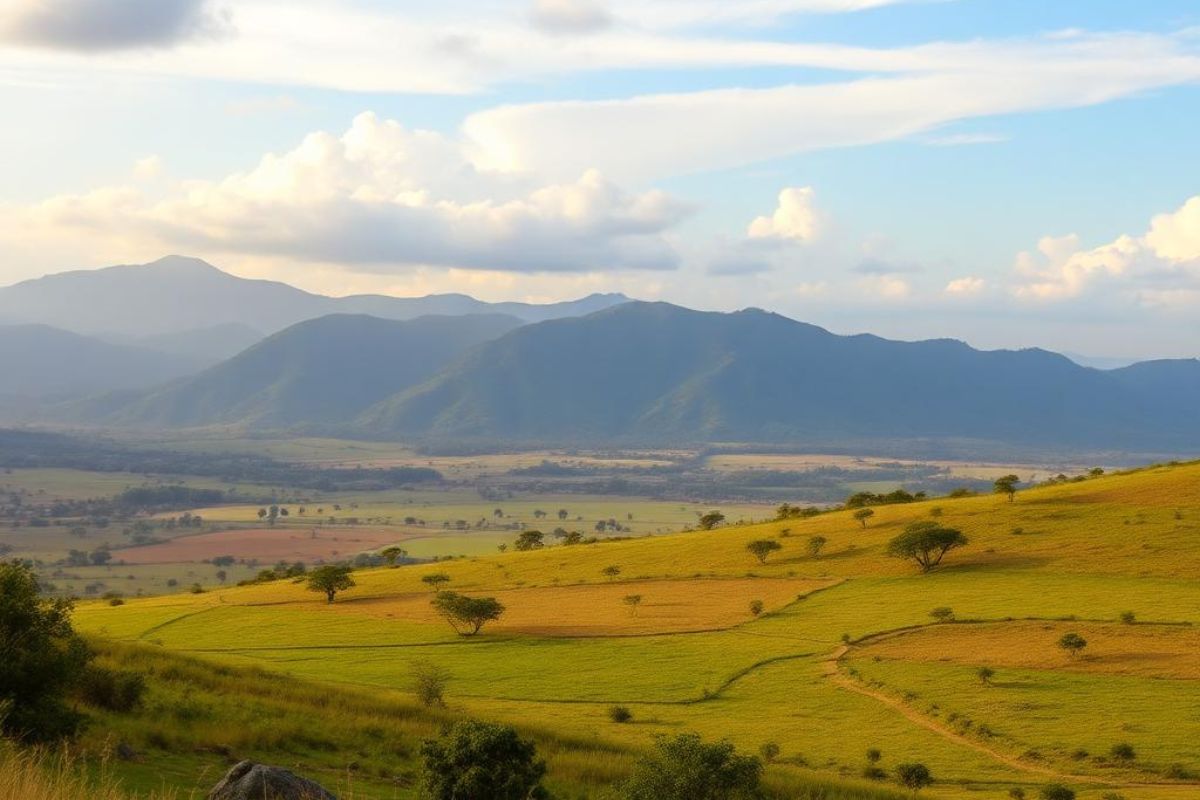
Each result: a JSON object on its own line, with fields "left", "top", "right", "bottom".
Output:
{"left": 69, "top": 461, "right": 1200, "bottom": 799}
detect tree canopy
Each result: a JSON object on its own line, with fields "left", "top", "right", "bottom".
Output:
{"left": 306, "top": 564, "right": 356, "bottom": 603}
{"left": 420, "top": 719, "right": 548, "bottom": 800}
{"left": 0, "top": 561, "right": 92, "bottom": 741}
{"left": 620, "top": 733, "right": 762, "bottom": 800}
{"left": 885, "top": 521, "right": 969, "bottom": 572}
{"left": 432, "top": 592, "right": 506, "bottom": 636}
{"left": 746, "top": 539, "right": 782, "bottom": 564}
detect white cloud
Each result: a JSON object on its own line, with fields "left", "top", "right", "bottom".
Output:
{"left": 748, "top": 187, "right": 823, "bottom": 242}
{"left": 0, "top": 113, "right": 689, "bottom": 275}
{"left": 132, "top": 155, "right": 163, "bottom": 181}
{"left": 859, "top": 274, "right": 911, "bottom": 300}
{"left": 1013, "top": 195, "right": 1200, "bottom": 303}
{"left": 944, "top": 276, "right": 985, "bottom": 296}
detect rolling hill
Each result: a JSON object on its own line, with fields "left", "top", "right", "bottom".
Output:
{"left": 100, "top": 313, "right": 525, "bottom": 427}
{"left": 361, "top": 302, "right": 1200, "bottom": 451}
{"left": 0, "top": 255, "right": 629, "bottom": 338}
{"left": 0, "top": 323, "right": 206, "bottom": 399}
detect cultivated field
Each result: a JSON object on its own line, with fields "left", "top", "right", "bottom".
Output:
{"left": 73, "top": 461, "right": 1200, "bottom": 799}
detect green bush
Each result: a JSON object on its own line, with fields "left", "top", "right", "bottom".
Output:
{"left": 78, "top": 664, "right": 146, "bottom": 712}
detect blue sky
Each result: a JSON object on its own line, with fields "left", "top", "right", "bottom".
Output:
{"left": 1, "top": 0, "right": 1198, "bottom": 359}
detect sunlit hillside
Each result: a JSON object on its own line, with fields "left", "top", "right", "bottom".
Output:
{"left": 74, "top": 462, "right": 1200, "bottom": 799}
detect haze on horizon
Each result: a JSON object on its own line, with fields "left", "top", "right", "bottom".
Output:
{"left": 1, "top": 0, "right": 1198, "bottom": 360}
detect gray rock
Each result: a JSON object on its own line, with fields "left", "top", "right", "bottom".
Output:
{"left": 207, "top": 761, "right": 337, "bottom": 800}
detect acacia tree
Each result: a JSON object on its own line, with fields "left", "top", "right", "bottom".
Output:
{"left": 746, "top": 539, "right": 782, "bottom": 564}
{"left": 623, "top": 594, "right": 643, "bottom": 616}
{"left": 381, "top": 546, "right": 407, "bottom": 566}
{"left": 896, "top": 763, "right": 933, "bottom": 793}
{"left": 422, "top": 573, "right": 451, "bottom": 592}
{"left": 885, "top": 522, "right": 969, "bottom": 573}
{"left": 0, "top": 561, "right": 91, "bottom": 741}
{"left": 807, "top": 535, "right": 828, "bottom": 558}
{"left": 432, "top": 592, "right": 505, "bottom": 636}
{"left": 854, "top": 508, "right": 875, "bottom": 529}
{"left": 1058, "top": 632, "right": 1087, "bottom": 658}
{"left": 601, "top": 565, "right": 622, "bottom": 580}
{"left": 421, "top": 720, "right": 548, "bottom": 800}
{"left": 698, "top": 511, "right": 726, "bottom": 530}
{"left": 994, "top": 475, "right": 1020, "bottom": 502}
{"left": 514, "top": 530, "right": 544, "bottom": 551}
{"left": 306, "top": 564, "right": 355, "bottom": 603}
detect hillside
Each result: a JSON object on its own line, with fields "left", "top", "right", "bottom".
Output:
{"left": 100, "top": 313, "right": 524, "bottom": 428}
{"left": 0, "top": 255, "right": 629, "bottom": 338}
{"left": 361, "top": 302, "right": 1200, "bottom": 451}
{"left": 73, "top": 462, "right": 1200, "bottom": 798}
{"left": 0, "top": 324, "right": 205, "bottom": 399}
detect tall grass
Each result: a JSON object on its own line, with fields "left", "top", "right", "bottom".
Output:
{"left": 0, "top": 746, "right": 176, "bottom": 800}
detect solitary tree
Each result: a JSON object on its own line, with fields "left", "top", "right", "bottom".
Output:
{"left": 215, "top": 569, "right": 227, "bottom": 584}
{"left": 381, "top": 546, "right": 407, "bottom": 566}
{"left": 977, "top": 666, "right": 995, "bottom": 686}
{"left": 306, "top": 565, "right": 355, "bottom": 603}
{"left": 698, "top": 511, "right": 726, "bottom": 530}
{"left": 746, "top": 539, "right": 782, "bottom": 564}
{"left": 749, "top": 600, "right": 764, "bottom": 617}
{"left": 807, "top": 535, "right": 828, "bottom": 558}
{"left": 432, "top": 592, "right": 505, "bottom": 636}
{"left": 886, "top": 522, "right": 969, "bottom": 572}
{"left": 410, "top": 659, "right": 451, "bottom": 707}
{"left": 420, "top": 720, "right": 548, "bottom": 800}
{"left": 1057, "top": 632, "right": 1087, "bottom": 658}
{"left": 422, "top": 573, "right": 451, "bottom": 592}
{"left": 854, "top": 508, "right": 875, "bottom": 529}
{"left": 895, "top": 762, "right": 933, "bottom": 794}
{"left": 557, "top": 509, "right": 569, "bottom": 520}
{"left": 514, "top": 530, "right": 545, "bottom": 551}
{"left": 929, "top": 607, "right": 955, "bottom": 623}
{"left": 994, "top": 474, "right": 1020, "bottom": 502}
{"left": 623, "top": 594, "right": 643, "bottom": 616}
{"left": 620, "top": 733, "right": 762, "bottom": 800}
{"left": 601, "top": 565, "right": 622, "bottom": 580}
{"left": 0, "top": 561, "right": 91, "bottom": 742}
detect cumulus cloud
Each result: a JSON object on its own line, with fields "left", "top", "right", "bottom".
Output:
{"left": 0, "top": 0, "right": 231, "bottom": 51}
{"left": 748, "top": 187, "right": 823, "bottom": 242}
{"left": 2, "top": 113, "right": 689, "bottom": 274}
{"left": 530, "top": 0, "right": 613, "bottom": 34}
{"left": 859, "top": 274, "right": 911, "bottom": 300}
{"left": 944, "top": 276, "right": 985, "bottom": 296}
{"left": 1013, "top": 195, "right": 1200, "bottom": 303}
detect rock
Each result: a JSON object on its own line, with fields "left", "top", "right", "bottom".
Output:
{"left": 207, "top": 761, "right": 337, "bottom": 800}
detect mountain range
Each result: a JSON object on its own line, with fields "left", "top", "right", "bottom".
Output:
{"left": 3, "top": 256, "right": 1198, "bottom": 454}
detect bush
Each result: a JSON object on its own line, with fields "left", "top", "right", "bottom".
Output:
{"left": 758, "top": 742, "right": 779, "bottom": 763}
{"left": 620, "top": 733, "right": 762, "bottom": 800}
{"left": 609, "top": 705, "right": 633, "bottom": 723}
{"left": 1109, "top": 742, "right": 1136, "bottom": 761}
{"left": 420, "top": 719, "right": 548, "bottom": 800}
{"left": 749, "top": 600, "right": 764, "bottom": 617}
{"left": 1039, "top": 785, "right": 1075, "bottom": 800}
{"left": 78, "top": 664, "right": 146, "bottom": 712}
{"left": 895, "top": 763, "right": 932, "bottom": 792}
{"left": 410, "top": 659, "right": 450, "bottom": 707}
{"left": 0, "top": 561, "right": 92, "bottom": 741}
{"left": 1119, "top": 610, "right": 1136, "bottom": 624}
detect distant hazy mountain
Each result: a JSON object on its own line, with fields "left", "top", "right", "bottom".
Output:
{"left": 116, "top": 322, "right": 267, "bottom": 364}
{"left": 359, "top": 302, "right": 1200, "bottom": 451}
{"left": 0, "top": 324, "right": 205, "bottom": 399}
{"left": 101, "top": 313, "right": 524, "bottom": 427}
{"left": 0, "top": 255, "right": 629, "bottom": 338}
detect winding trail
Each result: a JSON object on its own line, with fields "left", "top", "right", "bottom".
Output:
{"left": 822, "top": 636, "right": 1200, "bottom": 792}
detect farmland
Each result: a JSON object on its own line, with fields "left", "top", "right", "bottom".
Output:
{"left": 64, "top": 460, "right": 1200, "bottom": 799}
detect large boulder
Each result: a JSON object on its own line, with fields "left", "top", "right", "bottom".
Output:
{"left": 208, "top": 761, "right": 337, "bottom": 800}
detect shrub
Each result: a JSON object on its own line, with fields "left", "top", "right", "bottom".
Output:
{"left": 866, "top": 748, "right": 882, "bottom": 763}
{"left": 78, "top": 664, "right": 146, "bottom": 712}
{"left": 895, "top": 763, "right": 932, "bottom": 792}
{"left": 929, "top": 607, "right": 955, "bottom": 623}
{"left": 758, "top": 742, "right": 779, "bottom": 763}
{"left": 1109, "top": 742, "right": 1136, "bottom": 761}
{"left": 1038, "top": 785, "right": 1075, "bottom": 800}
{"left": 410, "top": 659, "right": 450, "bottom": 707}
{"left": 620, "top": 733, "right": 761, "bottom": 800}
{"left": 420, "top": 720, "right": 548, "bottom": 800}
{"left": 1119, "top": 610, "right": 1136, "bottom": 624}
{"left": 0, "top": 561, "right": 91, "bottom": 742}
{"left": 1008, "top": 789, "right": 1026, "bottom": 800}
{"left": 608, "top": 705, "right": 633, "bottom": 723}
{"left": 749, "top": 600, "right": 764, "bottom": 617}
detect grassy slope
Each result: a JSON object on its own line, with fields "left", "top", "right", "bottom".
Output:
{"left": 74, "top": 462, "right": 1200, "bottom": 798}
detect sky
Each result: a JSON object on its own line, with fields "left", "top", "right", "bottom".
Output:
{"left": 1, "top": 0, "right": 1199, "bottom": 360}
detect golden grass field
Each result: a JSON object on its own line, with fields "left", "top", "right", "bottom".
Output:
{"left": 68, "top": 461, "right": 1200, "bottom": 798}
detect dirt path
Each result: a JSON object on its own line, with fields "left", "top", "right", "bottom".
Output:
{"left": 822, "top": 641, "right": 1197, "bottom": 790}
